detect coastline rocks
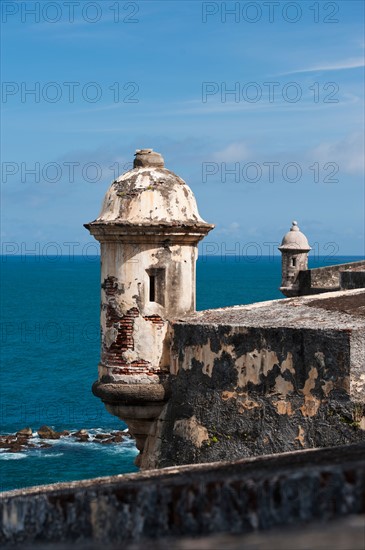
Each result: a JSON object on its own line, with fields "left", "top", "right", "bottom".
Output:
{"left": 94, "top": 433, "right": 110, "bottom": 440}
{"left": 111, "top": 434, "right": 124, "bottom": 443}
{"left": 7, "top": 444, "right": 25, "bottom": 453}
{"left": 0, "top": 435, "right": 26, "bottom": 453}
{"left": 0, "top": 437, "right": 14, "bottom": 448}
{"left": 16, "top": 427, "right": 33, "bottom": 437}
{"left": 38, "top": 426, "right": 61, "bottom": 440}
{"left": 74, "top": 430, "right": 89, "bottom": 442}
{"left": 96, "top": 431, "right": 126, "bottom": 444}
{"left": 0, "top": 428, "right": 129, "bottom": 453}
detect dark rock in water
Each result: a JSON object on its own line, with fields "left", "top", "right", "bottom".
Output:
{"left": 76, "top": 435, "right": 89, "bottom": 442}
{"left": 38, "top": 426, "right": 61, "bottom": 440}
{"left": 74, "top": 429, "right": 88, "bottom": 436}
{"left": 16, "top": 427, "right": 32, "bottom": 437}
{"left": 7, "top": 443, "right": 25, "bottom": 453}
{"left": 93, "top": 431, "right": 125, "bottom": 444}
{"left": 94, "top": 433, "right": 111, "bottom": 440}
{"left": 74, "top": 429, "right": 89, "bottom": 442}
{"left": 0, "top": 435, "right": 19, "bottom": 451}
{"left": 0, "top": 439, "right": 13, "bottom": 449}
{"left": 111, "top": 434, "right": 124, "bottom": 443}
{"left": 113, "top": 430, "right": 126, "bottom": 437}
{"left": 0, "top": 426, "right": 128, "bottom": 450}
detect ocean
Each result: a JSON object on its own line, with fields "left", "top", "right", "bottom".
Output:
{"left": 0, "top": 254, "right": 361, "bottom": 492}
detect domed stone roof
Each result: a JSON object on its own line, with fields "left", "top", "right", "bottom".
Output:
{"left": 94, "top": 149, "right": 210, "bottom": 227}
{"left": 279, "top": 221, "right": 311, "bottom": 251}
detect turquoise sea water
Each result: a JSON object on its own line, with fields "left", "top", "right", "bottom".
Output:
{"left": 0, "top": 254, "right": 361, "bottom": 492}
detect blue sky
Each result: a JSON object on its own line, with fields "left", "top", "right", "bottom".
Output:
{"left": 1, "top": 0, "right": 364, "bottom": 256}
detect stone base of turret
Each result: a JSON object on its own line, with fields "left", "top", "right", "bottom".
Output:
{"left": 92, "top": 379, "right": 169, "bottom": 466}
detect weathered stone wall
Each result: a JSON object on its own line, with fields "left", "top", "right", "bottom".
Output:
{"left": 141, "top": 290, "right": 365, "bottom": 469}
{"left": 341, "top": 269, "right": 365, "bottom": 290}
{"left": 297, "top": 260, "right": 365, "bottom": 295}
{"left": 93, "top": 239, "right": 203, "bottom": 463}
{"left": 98, "top": 241, "right": 198, "bottom": 384}
{"left": 280, "top": 250, "right": 309, "bottom": 295}
{"left": 85, "top": 150, "right": 214, "bottom": 464}
{"left": 1, "top": 444, "right": 364, "bottom": 547}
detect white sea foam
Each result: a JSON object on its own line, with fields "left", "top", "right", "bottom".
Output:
{"left": 0, "top": 453, "right": 27, "bottom": 460}
{"left": 41, "top": 453, "right": 64, "bottom": 458}
{"left": 0, "top": 428, "right": 138, "bottom": 458}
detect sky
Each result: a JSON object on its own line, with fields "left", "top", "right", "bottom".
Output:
{"left": 1, "top": 0, "right": 364, "bottom": 257}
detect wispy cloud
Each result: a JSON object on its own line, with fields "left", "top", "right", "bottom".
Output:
{"left": 215, "top": 222, "right": 241, "bottom": 237}
{"left": 280, "top": 57, "right": 365, "bottom": 75}
{"left": 212, "top": 142, "right": 251, "bottom": 163}
{"left": 310, "top": 133, "right": 364, "bottom": 175}
{"left": 160, "top": 92, "right": 360, "bottom": 117}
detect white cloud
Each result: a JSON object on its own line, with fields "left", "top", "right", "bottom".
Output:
{"left": 311, "top": 133, "right": 364, "bottom": 175}
{"left": 212, "top": 142, "right": 251, "bottom": 162}
{"left": 216, "top": 222, "right": 241, "bottom": 236}
{"left": 281, "top": 57, "right": 365, "bottom": 75}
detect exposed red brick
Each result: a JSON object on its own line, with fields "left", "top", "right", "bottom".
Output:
{"left": 143, "top": 315, "right": 165, "bottom": 329}
{"left": 102, "top": 279, "right": 140, "bottom": 365}
{"left": 101, "top": 276, "right": 123, "bottom": 297}
{"left": 102, "top": 278, "right": 164, "bottom": 371}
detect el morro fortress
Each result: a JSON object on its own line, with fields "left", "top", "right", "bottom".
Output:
{"left": 1, "top": 148, "right": 365, "bottom": 547}
{"left": 85, "top": 148, "right": 365, "bottom": 469}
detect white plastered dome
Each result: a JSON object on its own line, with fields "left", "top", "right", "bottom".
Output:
{"left": 279, "top": 221, "right": 311, "bottom": 251}
{"left": 97, "top": 149, "right": 207, "bottom": 226}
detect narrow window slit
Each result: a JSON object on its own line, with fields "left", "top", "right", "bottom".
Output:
{"left": 146, "top": 268, "right": 165, "bottom": 306}
{"left": 149, "top": 274, "right": 156, "bottom": 302}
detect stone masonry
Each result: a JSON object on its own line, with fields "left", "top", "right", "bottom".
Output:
{"left": 85, "top": 149, "right": 365, "bottom": 470}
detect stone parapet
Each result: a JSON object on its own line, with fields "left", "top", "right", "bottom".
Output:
{"left": 296, "top": 260, "right": 365, "bottom": 296}
{"left": 1, "top": 444, "right": 364, "bottom": 546}
{"left": 142, "top": 289, "right": 365, "bottom": 469}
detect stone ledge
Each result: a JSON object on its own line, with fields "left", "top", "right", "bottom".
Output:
{"left": 174, "top": 289, "right": 365, "bottom": 328}
{"left": 1, "top": 443, "right": 364, "bottom": 546}
{"left": 92, "top": 381, "right": 168, "bottom": 405}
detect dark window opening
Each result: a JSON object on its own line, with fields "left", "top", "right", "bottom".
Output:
{"left": 147, "top": 268, "right": 165, "bottom": 306}
{"left": 292, "top": 258, "right": 297, "bottom": 267}
{"left": 149, "top": 274, "right": 156, "bottom": 302}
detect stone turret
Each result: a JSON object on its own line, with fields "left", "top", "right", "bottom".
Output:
{"left": 84, "top": 149, "right": 214, "bottom": 463}
{"left": 279, "top": 221, "right": 311, "bottom": 297}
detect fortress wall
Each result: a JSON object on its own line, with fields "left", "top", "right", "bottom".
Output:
{"left": 1, "top": 444, "right": 364, "bottom": 546}
{"left": 151, "top": 325, "right": 364, "bottom": 468}
{"left": 341, "top": 270, "right": 365, "bottom": 290}
{"left": 298, "top": 260, "right": 365, "bottom": 293}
